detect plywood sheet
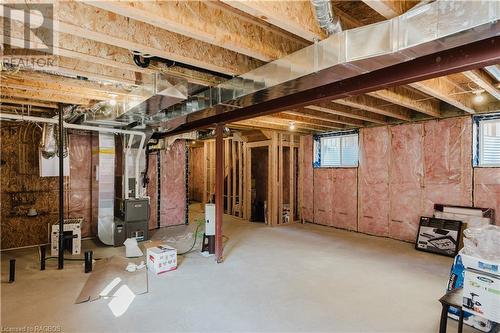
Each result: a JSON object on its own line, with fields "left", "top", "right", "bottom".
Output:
{"left": 422, "top": 117, "right": 472, "bottom": 215}
{"left": 301, "top": 135, "right": 314, "bottom": 222}
{"left": 1, "top": 124, "right": 93, "bottom": 249}
{"left": 331, "top": 168, "right": 357, "bottom": 231}
{"left": 358, "top": 126, "right": 390, "bottom": 237}
{"left": 160, "top": 141, "right": 187, "bottom": 227}
{"left": 389, "top": 123, "right": 423, "bottom": 241}
{"left": 474, "top": 168, "right": 500, "bottom": 226}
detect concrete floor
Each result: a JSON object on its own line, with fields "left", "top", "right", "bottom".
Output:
{"left": 1, "top": 205, "right": 478, "bottom": 332}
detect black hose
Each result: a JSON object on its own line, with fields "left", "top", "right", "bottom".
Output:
{"left": 177, "top": 222, "right": 202, "bottom": 255}
{"left": 133, "top": 54, "right": 151, "bottom": 68}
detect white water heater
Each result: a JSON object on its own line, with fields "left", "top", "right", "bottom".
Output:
{"left": 205, "top": 204, "right": 215, "bottom": 236}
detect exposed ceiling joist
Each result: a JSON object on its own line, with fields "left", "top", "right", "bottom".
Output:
{"left": 1, "top": 2, "right": 262, "bottom": 76}
{"left": 334, "top": 95, "right": 413, "bottom": 121}
{"left": 254, "top": 116, "right": 340, "bottom": 132}
{"left": 463, "top": 69, "right": 500, "bottom": 101}
{"left": 367, "top": 86, "right": 441, "bottom": 118}
{"left": 2, "top": 87, "right": 93, "bottom": 105}
{"left": 283, "top": 109, "right": 366, "bottom": 127}
{"left": 0, "top": 97, "right": 58, "bottom": 109}
{"left": 1, "top": 73, "right": 134, "bottom": 102}
{"left": 306, "top": 103, "right": 387, "bottom": 124}
{"left": 272, "top": 112, "right": 351, "bottom": 129}
{"left": 362, "top": 0, "right": 415, "bottom": 19}
{"left": 86, "top": 1, "right": 306, "bottom": 62}
{"left": 2, "top": 30, "right": 222, "bottom": 87}
{"left": 220, "top": 0, "right": 324, "bottom": 42}
{"left": 231, "top": 119, "right": 311, "bottom": 134}
{"left": 409, "top": 77, "right": 476, "bottom": 114}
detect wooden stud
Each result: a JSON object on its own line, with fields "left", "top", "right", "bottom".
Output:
{"left": 232, "top": 140, "right": 237, "bottom": 216}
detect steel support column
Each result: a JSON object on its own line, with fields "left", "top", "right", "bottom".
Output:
{"left": 58, "top": 104, "right": 64, "bottom": 269}
{"left": 215, "top": 124, "right": 224, "bottom": 263}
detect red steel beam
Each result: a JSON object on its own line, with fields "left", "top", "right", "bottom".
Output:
{"left": 160, "top": 36, "right": 500, "bottom": 136}
{"left": 215, "top": 123, "right": 224, "bottom": 263}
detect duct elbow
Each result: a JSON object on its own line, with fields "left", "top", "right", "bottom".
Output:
{"left": 311, "top": 0, "right": 342, "bottom": 36}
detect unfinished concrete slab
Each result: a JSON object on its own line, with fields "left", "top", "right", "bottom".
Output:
{"left": 0, "top": 207, "right": 474, "bottom": 332}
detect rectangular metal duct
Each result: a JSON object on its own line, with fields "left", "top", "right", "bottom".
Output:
{"left": 84, "top": 73, "right": 188, "bottom": 126}
{"left": 152, "top": 1, "right": 499, "bottom": 132}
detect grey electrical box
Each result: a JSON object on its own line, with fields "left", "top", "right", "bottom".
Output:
{"left": 117, "top": 198, "right": 150, "bottom": 222}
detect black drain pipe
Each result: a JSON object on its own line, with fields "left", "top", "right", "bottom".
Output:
{"left": 132, "top": 54, "right": 233, "bottom": 80}
{"left": 58, "top": 104, "right": 64, "bottom": 269}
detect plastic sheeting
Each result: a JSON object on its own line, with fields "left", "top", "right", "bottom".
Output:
{"left": 331, "top": 168, "right": 357, "bottom": 231}
{"left": 422, "top": 117, "right": 473, "bottom": 215}
{"left": 146, "top": 153, "right": 158, "bottom": 230}
{"left": 358, "top": 126, "right": 390, "bottom": 237}
{"left": 474, "top": 168, "right": 500, "bottom": 226}
{"left": 313, "top": 169, "right": 333, "bottom": 226}
{"left": 389, "top": 123, "right": 424, "bottom": 242}
{"left": 68, "top": 134, "right": 93, "bottom": 237}
{"left": 299, "top": 116, "right": 488, "bottom": 242}
{"left": 159, "top": 140, "right": 187, "bottom": 227}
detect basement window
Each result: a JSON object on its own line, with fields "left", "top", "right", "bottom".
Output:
{"left": 474, "top": 114, "right": 500, "bottom": 167}
{"left": 313, "top": 131, "right": 359, "bottom": 168}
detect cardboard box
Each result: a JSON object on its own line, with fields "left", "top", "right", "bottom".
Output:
{"left": 460, "top": 251, "right": 500, "bottom": 323}
{"left": 463, "top": 269, "right": 500, "bottom": 322}
{"left": 147, "top": 245, "right": 177, "bottom": 275}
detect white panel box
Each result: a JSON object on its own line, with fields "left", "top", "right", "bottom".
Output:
{"left": 205, "top": 204, "right": 215, "bottom": 236}
{"left": 51, "top": 221, "right": 81, "bottom": 256}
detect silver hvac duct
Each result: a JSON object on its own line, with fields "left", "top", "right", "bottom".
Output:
{"left": 83, "top": 73, "right": 188, "bottom": 127}
{"left": 155, "top": 1, "right": 500, "bottom": 132}
{"left": 311, "top": 0, "right": 342, "bottom": 36}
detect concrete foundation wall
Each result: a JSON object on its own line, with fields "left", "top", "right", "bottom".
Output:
{"left": 301, "top": 116, "right": 500, "bottom": 242}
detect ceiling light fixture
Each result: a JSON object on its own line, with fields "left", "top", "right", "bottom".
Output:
{"left": 289, "top": 122, "right": 296, "bottom": 131}
{"left": 473, "top": 90, "right": 485, "bottom": 104}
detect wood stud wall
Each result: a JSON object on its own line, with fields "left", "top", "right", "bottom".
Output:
{"left": 198, "top": 132, "right": 302, "bottom": 226}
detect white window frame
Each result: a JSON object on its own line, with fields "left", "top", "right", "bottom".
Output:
{"left": 314, "top": 132, "right": 359, "bottom": 168}
{"left": 477, "top": 117, "right": 500, "bottom": 167}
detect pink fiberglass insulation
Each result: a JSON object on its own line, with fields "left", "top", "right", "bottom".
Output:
{"left": 389, "top": 123, "right": 424, "bottom": 242}
{"left": 313, "top": 168, "right": 333, "bottom": 226}
{"left": 474, "top": 168, "right": 500, "bottom": 225}
{"left": 68, "top": 134, "right": 93, "bottom": 237}
{"left": 146, "top": 153, "right": 158, "bottom": 230}
{"left": 301, "top": 135, "right": 314, "bottom": 222}
{"left": 160, "top": 140, "right": 187, "bottom": 226}
{"left": 331, "top": 168, "right": 358, "bottom": 231}
{"left": 358, "top": 126, "right": 390, "bottom": 237}
{"left": 422, "top": 117, "right": 472, "bottom": 216}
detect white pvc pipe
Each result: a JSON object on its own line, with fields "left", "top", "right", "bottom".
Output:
{"left": 0, "top": 113, "right": 147, "bottom": 198}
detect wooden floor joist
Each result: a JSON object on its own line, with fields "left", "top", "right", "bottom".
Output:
{"left": 463, "top": 69, "right": 500, "bottom": 101}
{"left": 334, "top": 95, "right": 413, "bottom": 121}
{"left": 86, "top": 0, "right": 306, "bottom": 62}
{"left": 220, "top": 0, "right": 324, "bottom": 42}
{"left": 306, "top": 103, "right": 388, "bottom": 125}
{"left": 410, "top": 77, "right": 477, "bottom": 114}
{"left": 367, "top": 86, "right": 442, "bottom": 118}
